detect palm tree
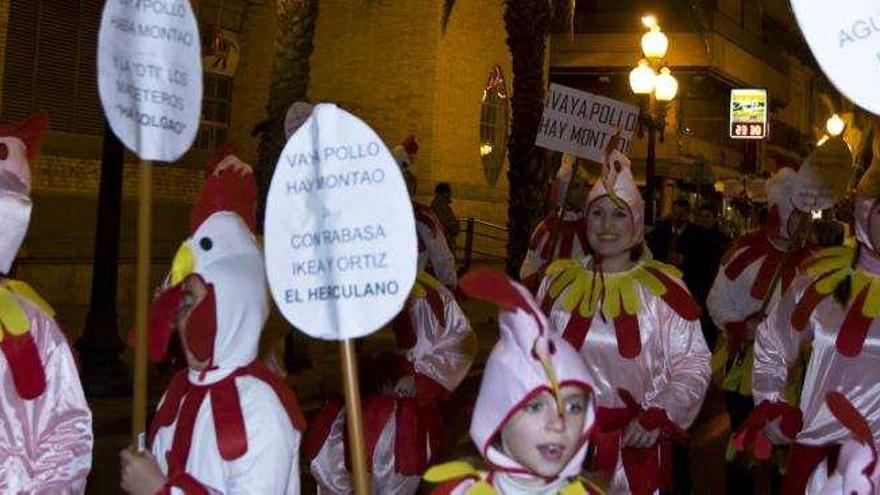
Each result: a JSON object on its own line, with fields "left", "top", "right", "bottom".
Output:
{"left": 255, "top": 0, "right": 320, "bottom": 225}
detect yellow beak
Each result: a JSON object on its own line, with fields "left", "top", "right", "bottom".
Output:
{"left": 170, "top": 243, "right": 196, "bottom": 285}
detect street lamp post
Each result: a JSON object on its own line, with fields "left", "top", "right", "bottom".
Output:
{"left": 629, "top": 15, "right": 678, "bottom": 226}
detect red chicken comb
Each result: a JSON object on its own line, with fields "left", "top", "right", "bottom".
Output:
{"left": 459, "top": 269, "right": 545, "bottom": 332}
{"left": 189, "top": 145, "right": 257, "bottom": 234}
{"left": 0, "top": 114, "right": 49, "bottom": 161}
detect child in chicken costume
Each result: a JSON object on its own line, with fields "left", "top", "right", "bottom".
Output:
{"left": 744, "top": 132, "right": 880, "bottom": 494}
{"left": 305, "top": 265, "right": 475, "bottom": 493}
{"left": 536, "top": 139, "right": 711, "bottom": 494}
{"left": 520, "top": 154, "right": 590, "bottom": 293}
{"left": 119, "top": 151, "right": 306, "bottom": 494}
{"left": 394, "top": 135, "right": 458, "bottom": 288}
{"left": 422, "top": 270, "right": 598, "bottom": 494}
{"left": 0, "top": 114, "right": 94, "bottom": 494}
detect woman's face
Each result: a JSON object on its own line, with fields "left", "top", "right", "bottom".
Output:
{"left": 500, "top": 386, "right": 589, "bottom": 479}
{"left": 587, "top": 196, "right": 633, "bottom": 258}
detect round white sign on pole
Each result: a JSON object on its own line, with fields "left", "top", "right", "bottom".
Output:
{"left": 791, "top": 1, "right": 880, "bottom": 116}
{"left": 265, "top": 104, "right": 418, "bottom": 341}
{"left": 97, "top": 0, "right": 203, "bottom": 161}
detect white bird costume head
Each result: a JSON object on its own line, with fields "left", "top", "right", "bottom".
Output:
{"left": 766, "top": 137, "right": 850, "bottom": 240}
{"left": 148, "top": 145, "right": 268, "bottom": 378}
{"left": 585, "top": 133, "right": 644, "bottom": 249}
{"left": 0, "top": 114, "right": 48, "bottom": 275}
{"left": 460, "top": 270, "right": 596, "bottom": 480}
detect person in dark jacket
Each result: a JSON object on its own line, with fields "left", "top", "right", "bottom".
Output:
{"left": 684, "top": 203, "right": 730, "bottom": 350}
{"left": 646, "top": 198, "right": 699, "bottom": 268}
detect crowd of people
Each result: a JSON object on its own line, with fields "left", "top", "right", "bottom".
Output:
{"left": 2, "top": 106, "right": 880, "bottom": 495}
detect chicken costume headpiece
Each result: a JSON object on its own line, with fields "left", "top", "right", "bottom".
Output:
{"left": 767, "top": 137, "right": 851, "bottom": 240}
{"left": 0, "top": 114, "right": 48, "bottom": 275}
{"left": 585, "top": 135, "right": 644, "bottom": 249}
{"left": 460, "top": 270, "right": 595, "bottom": 480}
{"left": 148, "top": 145, "right": 267, "bottom": 376}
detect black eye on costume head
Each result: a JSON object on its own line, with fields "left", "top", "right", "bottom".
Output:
{"left": 199, "top": 237, "right": 213, "bottom": 251}
{"left": 0, "top": 143, "right": 8, "bottom": 160}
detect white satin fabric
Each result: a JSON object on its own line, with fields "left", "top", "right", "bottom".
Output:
{"left": 519, "top": 210, "right": 587, "bottom": 284}
{"left": 0, "top": 190, "right": 31, "bottom": 275}
{"left": 406, "top": 283, "right": 474, "bottom": 392}
{"left": 816, "top": 438, "right": 880, "bottom": 495}
{"left": 311, "top": 404, "right": 424, "bottom": 495}
{"left": 310, "top": 283, "right": 474, "bottom": 494}
{"left": 752, "top": 270, "right": 880, "bottom": 493}
{"left": 537, "top": 257, "right": 711, "bottom": 493}
{"left": 0, "top": 287, "right": 93, "bottom": 494}
{"left": 152, "top": 376, "right": 302, "bottom": 494}
{"left": 416, "top": 208, "right": 457, "bottom": 288}
{"left": 707, "top": 251, "right": 779, "bottom": 334}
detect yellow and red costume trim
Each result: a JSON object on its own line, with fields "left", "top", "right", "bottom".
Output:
{"left": 0, "top": 279, "right": 53, "bottom": 399}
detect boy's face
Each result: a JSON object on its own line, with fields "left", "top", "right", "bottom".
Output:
{"left": 500, "top": 385, "right": 589, "bottom": 478}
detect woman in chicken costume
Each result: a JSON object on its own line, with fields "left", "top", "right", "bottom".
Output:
{"left": 305, "top": 252, "right": 475, "bottom": 494}
{"left": 424, "top": 270, "right": 599, "bottom": 494}
{"left": 394, "top": 135, "right": 458, "bottom": 288}
{"left": 119, "top": 149, "right": 306, "bottom": 495}
{"left": 745, "top": 130, "right": 880, "bottom": 494}
{"left": 536, "top": 137, "right": 711, "bottom": 494}
{"left": 0, "top": 114, "right": 94, "bottom": 494}
{"left": 520, "top": 154, "right": 590, "bottom": 293}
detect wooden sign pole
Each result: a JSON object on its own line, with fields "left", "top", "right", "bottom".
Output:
{"left": 132, "top": 161, "right": 152, "bottom": 448}
{"left": 340, "top": 339, "right": 370, "bottom": 494}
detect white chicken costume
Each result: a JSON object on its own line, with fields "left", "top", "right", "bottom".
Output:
{"left": 746, "top": 134, "right": 880, "bottom": 495}
{"left": 305, "top": 270, "right": 475, "bottom": 495}
{"left": 537, "top": 147, "right": 710, "bottom": 495}
{"left": 423, "top": 270, "right": 598, "bottom": 494}
{"left": 815, "top": 392, "right": 880, "bottom": 495}
{"left": 0, "top": 114, "right": 93, "bottom": 494}
{"left": 394, "top": 135, "right": 458, "bottom": 288}
{"left": 147, "top": 150, "right": 306, "bottom": 494}
{"left": 520, "top": 154, "right": 589, "bottom": 292}
{"left": 708, "top": 139, "right": 850, "bottom": 400}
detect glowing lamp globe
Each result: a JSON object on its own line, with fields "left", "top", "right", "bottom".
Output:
{"left": 826, "top": 114, "right": 845, "bottom": 137}
{"left": 629, "top": 59, "right": 656, "bottom": 95}
{"left": 654, "top": 67, "right": 678, "bottom": 101}
{"left": 641, "top": 26, "right": 669, "bottom": 59}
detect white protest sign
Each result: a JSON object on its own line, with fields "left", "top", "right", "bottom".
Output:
{"left": 791, "top": 1, "right": 880, "bottom": 116}
{"left": 265, "top": 104, "right": 418, "bottom": 341}
{"left": 97, "top": 0, "right": 203, "bottom": 162}
{"left": 536, "top": 83, "right": 640, "bottom": 163}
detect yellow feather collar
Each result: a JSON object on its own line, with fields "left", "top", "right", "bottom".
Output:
{"left": 0, "top": 279, "right": 54, "bottom": 342}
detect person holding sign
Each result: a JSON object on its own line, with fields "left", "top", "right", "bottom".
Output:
{"left": 119, "top": 150, "right": 306, "bottom": 495}
{"left": 423, "top": 270, "right": 599, "bottom": 494}
{"left": 536, "top": 137, "right": 711, "bottom": 494}
{"left": 394, "top": 136, "right": 458, "bottom": 288}
{"left": 306, "top": 269, "right": 475, "bottom": 494}
{"left": 520, "top": 153, "right": 589, "bottom": 292}
{"left": 743, "top": 132, "right": 879, "bottom": 494}
{"left": 0, "top": 114, "right": 93, "bottom": 494}
{"left": 709, "top": 139, "right": 851, "bottom": 493}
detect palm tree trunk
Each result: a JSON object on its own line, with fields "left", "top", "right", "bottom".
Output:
{"left": 256, "top": 0, "right": 319, "bottom": 225}
{"left": 504, "top": 0, "right": 552, "bottom": 278}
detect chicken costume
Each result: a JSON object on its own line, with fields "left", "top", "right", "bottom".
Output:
{"left": 536, "top": 147, "right": 710, "bottom": 494}
{"left": 815, "top": 392, "right": 880, "bottom": 495}
{"left": 146, "top": 150, "right": 306, "bottom": 494}
{"left": 707, "top": 140, "right": 850, "bottom": 401}
{"left": 520, "top": 154, "right": 589, "bottom": 292}
{"left": 394, "top": 136, "right": 458, "bottom": 288}
{"left": 424, "top": 270, "right": 599, "bottom": 494}
{"left": 0, "top": 114, "right": 93, "bottom": 494}
{"left": 747, "top": 135, "right": 880, "bottom": 494}
{"left": 306, "top": 268, "right": 475, "bottom": 494}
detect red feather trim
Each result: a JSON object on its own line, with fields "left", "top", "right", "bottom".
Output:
{"left": 752, "top": 250, "right": 783, "bottom": 300}
{"left": 459, "top": 269, "right": 540, "bottom": 324}
{"left": 211, "top": 378, "right": 248, "bottom": 460}
{"left": 394, "top": 398, "right": 429, "bottom": 475}
{"left": 791, "top": 276, "right": 831, "bottom": 332}
{"left": 837, "top": 286, "right": 874, "bottom": 357}
{"left": 424, "top": 285, "right": 447, "bottom": 327}
{"left": 644, "top": 267, "right": 701, "bottom": 320}
{"left": 767, "top": 204, "right": 781, "bottom": 238}
{"left": 344, "top": 395, "right": 396, "bottom": 472}
{"left": 302, "top": 400, "right": 343, "bottom": 461}
{"left": 723, "top": 238, "right": 772, "bottom": 281}
{"left": 150, "top": 371, "right": 190, "bottom": 445}
{"left": 0, "top": 113, "right": 49, "bottom": 161}
{"left": 0, "top": 332, "right": 46, "bottom": 400}
{"left": 562, "top": 309, "right": 592, "bottom": 351}
{"left": 184, "top": 286, "right": 217, "bottom": 363}
{"left": 826, "top": 392, "right": 874, "bottom": 447}
{"left": 430, "top": 479, "right": 471, "bottom": 495}
{"left": 614, "top": 310, "right": 641, "bottom": 359}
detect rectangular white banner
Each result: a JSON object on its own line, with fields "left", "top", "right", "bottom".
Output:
{"left": 536, "top": 83, "right": 640, "bottom": 163}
